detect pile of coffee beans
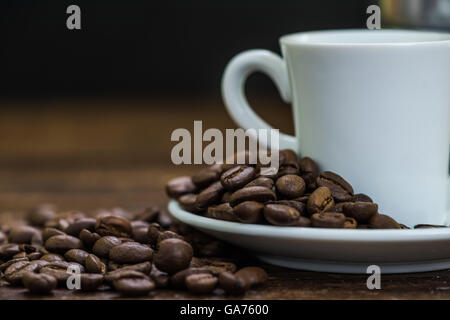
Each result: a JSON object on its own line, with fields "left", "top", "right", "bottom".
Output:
{"left": 167, "top": 149, "right": 448, "bottom": 230}
{"left": 0, "top": 204, "right": 267, "bottom": 296}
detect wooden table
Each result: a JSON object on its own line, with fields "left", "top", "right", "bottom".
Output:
{"left": 1, "top": 96, "right": 449, "bottom": 300}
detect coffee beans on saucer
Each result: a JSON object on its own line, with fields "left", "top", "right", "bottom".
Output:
{"left": 167, "top": 149, "right": 447, "bottom": 230}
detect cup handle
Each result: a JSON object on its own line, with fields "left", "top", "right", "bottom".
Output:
{"left": 221, "top": 49, "right": 297, "bottom": 151}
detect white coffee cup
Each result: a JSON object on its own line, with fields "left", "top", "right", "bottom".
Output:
{"left": 222, "top": 29, "right": 450, "bottom": 226}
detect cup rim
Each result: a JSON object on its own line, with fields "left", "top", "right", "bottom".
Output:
{"left": 280, "top": 28, "right": 450, "bottom": 47}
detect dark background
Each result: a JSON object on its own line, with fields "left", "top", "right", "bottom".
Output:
{"left": 0, "top": 0, "right": 371, "bottom": 98}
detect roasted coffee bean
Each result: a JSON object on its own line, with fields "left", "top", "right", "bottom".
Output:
{"left": 276, "top": 175, "right": 306, "bottom": 199}
{"left": 64, "top": 249, "right": 89, "bottom": 266}
{"left": 42, "top": 228, "right": 66, "bottom": 242}
{"left": 133, "top": 206, "right": 160, "bottom": 222}
{"left": 235, "top": 267, "right": 267, "bottom": 290}
{"left": 47, "top": 260, "right": 85, "bottom": 273}
{"left": 414, "top": 224, "right": 448, "bottom": 229}
{"left": 229, "top": 186, "right": 276, "bottom": 206}
{"left": 185, "top": 273, "right": 218, "bottom": 294}
{"left": 306, "top": 187, "right": 335, "bottom": 215}
{"left": 166, "top": 176, "right": 197, "bottom": 198}
{"left": 104, "top": 262, "right": 152, "bottom": 282}
{"left": 192, "top": 164, "right": 223, "bottom": 188}
{"left": 298, "top": 157, "right": 319, "bottom": 188}
{"left": 357, "top": 224, "right": 371, "bottom": 229}
{"left": 109, "top": 242, "right": 153, "bottom": 264}
{"left": 263, "top": 204, "right": 301, "bottom": 226}
{"left": 267, "top": 200, "right": 306, "bottom": 215}
{"left": 39, "top": 262, "right": 84, "bottom": 286}
{"left": 113, "top": 277, "right": 155, "bottom": 296}
{"left": 206, "top": 203, "right": 238, "bottom": 222}
{"left": 195, "top": 181, "right": 225, "bottom": 210}
{"left": 154, "top": 239, "right": 193, "bottom": 274}
{"left": 0, "top": 244, "right": 20, "bottom": 260}
{"left": 79, "top": 273, "right": 104, "bottom": 291}
{"left": 85, "top": 254, "right": 107, "bottom": 274}
{"left": 26, "top": 204, "right": 56, "bottom": 227}
{"left": 147, "top": 223, "right": 163, "bottom": 246}
{"left": 344, "top": 217, "right": 358, "bottom": 229}
{"left": 369, "top": 214, "right": 401, "bottom": 229}
{"left": 272, "top": 150, "right": 298, "bottom": 175}
{"left": 278, "top": 149, "right": 298, "bottom": 165}
{"left": 170, "top": 267, "right": 213, "bottom": 289}
{"left": 5, "top": 260, "right": 48, "bottom": 285}
{"left": 44, "top": 235, "right": 82, "bottom": 254}
{"left": 4, "top": 261, "right": 30, "bottom": 284}
{"left": 157, "top": 211, "right": 173, "bottom": 229}
{"left": 190, "top": 258, "right": 237, "bottom": 276}
{"left": 316, "top": 171, "right": 354, "bottom": 202}
{"left": 38, "top": 267, "right": 68, "bottom": 286}
{"left": 92, "top": 236, "right": 122, "bottom": 258}
{"left": 311, "top": 212, "right": 346, "bottom": 228}
{"left": 105, "top": 270, "right": 148, "bottom": 284}
{"left": 131, "top": 220, "right": 149, "bottom": 229}
{"left": 352, "top": 193, "right": 373, "bottom": 203}
{"left": 22, "top": 272, "right": 57, "bottom": 294}
{"left": 27, "top": 252, "right": 42, "bottom": 261}
{"left": 8, "top": 226, "right": 40, "bottom": 244}
{"left": 295, "top": 216, "right": 312, "bottom": 227}
{"left": 132, "top": 226, "right": 149, "bottom": 244}
{"left": 0, "top": 258, "right": 29, "bottom": 272}
{"left": 400, "top": 224, "right": 410, "bottom": 229}
{"left": 157, "top": 231, "right": 184, "bottom": 244}
{"left": 220, "top": 166, "right": 256, "bottom": 191}
{"left": 178, "top": 194, "right": 199, "bottom": 212}
{"left": 79, "top": 229, "right": 101, "bottom": 249}
{"left": 343, "top": 202, "right": 378, "bottom": 223}
{"left": 40, "top": 254, "right": 64, "bottom": 262}
{"left": 233, "top": 201, "right": 264, "bottom": 224}
{"left": 334, "top": 202, "right": 351, "bottom": 213}
{"left": 95, "top": 215, "right": 132, "bottom": 238}
{"left": 65, "top": 218, "right": 96, "bottom": 236}
{"left": 218, "top": 271, "right": 246, "bottom": 295}
{"left": 245, "top": 177, "right": 274, "bottom": 190}
{"left": 150, "top": 265, "right": 170, "bottom": 288}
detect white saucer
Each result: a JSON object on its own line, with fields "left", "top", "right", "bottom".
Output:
{"left": 168, "top": 200, "right": 450, "bottom": 274}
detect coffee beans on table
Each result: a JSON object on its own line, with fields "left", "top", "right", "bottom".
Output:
{"left": 153, "top": 238, "right": 193, "bottom": 274}
{"left": 109, "top": 242, "right": 153, "bottom": 264}
{"left": 185, "top": 273, "right": 218, "bottom": 294}
{"left": 167, "top": 149, "right": 428, "bottom": 230}
{"left": 0, "top": 205, "right": 267, "bottom": 297}
{"left": 218, "top": 266, "right": 267, "bottom": 295}
{"left": 22, "top": 272, "right": 57, "bottom": 294}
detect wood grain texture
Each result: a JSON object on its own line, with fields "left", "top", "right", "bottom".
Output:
{"left": 0, "top": 97, "right": 449, "bottom": 300}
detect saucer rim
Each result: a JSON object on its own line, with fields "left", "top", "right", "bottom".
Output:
{"left": 168, "top": 200, "right": 450, "bottom": 242}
